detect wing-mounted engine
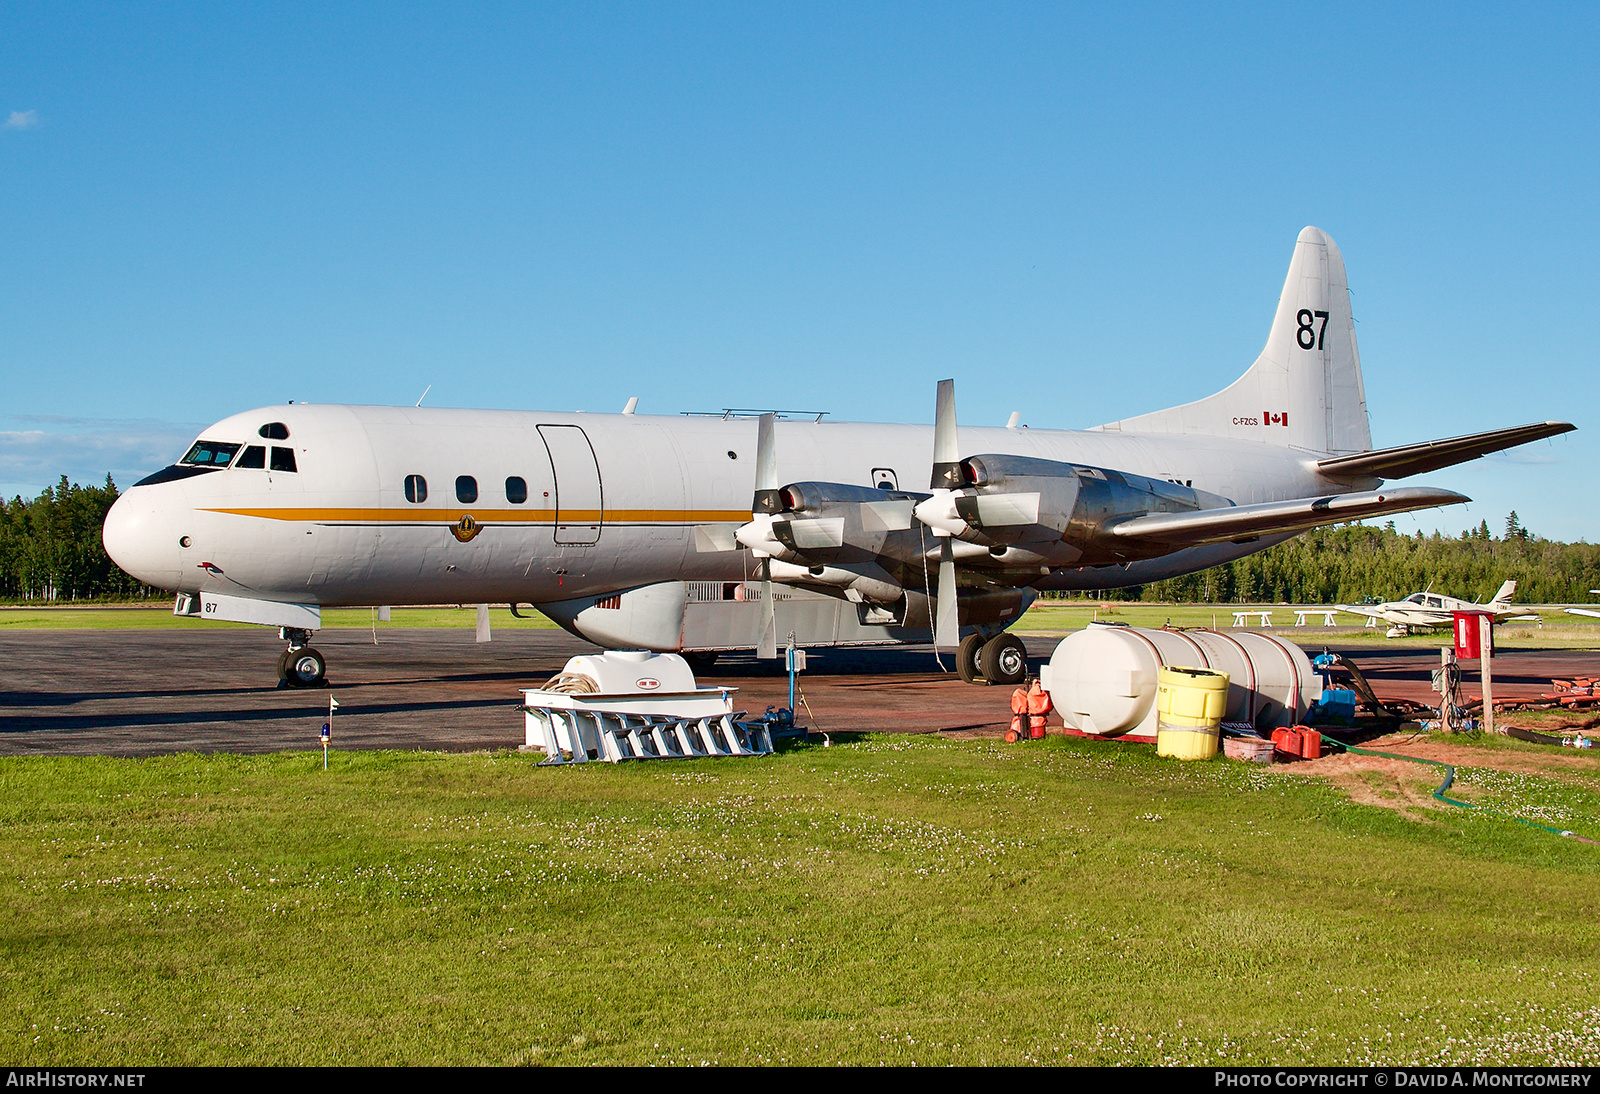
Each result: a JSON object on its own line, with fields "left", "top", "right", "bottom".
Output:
{"left": 912, "top": 451, "right": 1237, "bottom": 569}
{"left": 736, "top": 481, "right": 919, "bottom": 567}
{"left": 728, "top": 416, "right": 1036, "bottom": 637}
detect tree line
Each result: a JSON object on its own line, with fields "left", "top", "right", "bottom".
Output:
{"left": 4, "top": 475, "right": 1597, "bottom": 607}
{"left": 0, "top": 477, "right": 155, "bottom": 601}
{"left": 1067, "top": 514, "right": 1600, "bottom": 605}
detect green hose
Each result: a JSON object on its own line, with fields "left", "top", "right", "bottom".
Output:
{"left": 1325, "top": 738, "right": 1595, "bottom": 843}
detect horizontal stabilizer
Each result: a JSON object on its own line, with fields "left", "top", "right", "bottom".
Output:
{"left": 1109, "top": 487, "right": 1468, "bottom": 546}
{"left": 1317, "top": 422, "right": 1574, "bottom": 481}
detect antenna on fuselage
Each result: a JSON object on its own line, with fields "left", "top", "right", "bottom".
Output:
{"left": 415, "top": 385, "right": 432, "bottom": 407}
{"left": 622, "top": 397, "right": 638, "bottom": 415}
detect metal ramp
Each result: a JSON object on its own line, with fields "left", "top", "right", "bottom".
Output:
{"left": 520, "top": 706, "right": 775, "bottom": 765}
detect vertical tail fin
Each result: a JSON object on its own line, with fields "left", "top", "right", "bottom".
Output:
{"left": 1096, "top": 227, "right": 1372, "bottom": 456}
{"left": 1489, "top": 580, "right": 1516, "bottom": 606}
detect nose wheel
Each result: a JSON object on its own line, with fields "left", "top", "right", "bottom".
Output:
{"left": 276, "top": 634, "right": 327, "bottom": 689}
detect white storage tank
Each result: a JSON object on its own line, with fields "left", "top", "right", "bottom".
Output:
{"left": 1039, "top": 622, "right": 1321, "bottom": 739}
{"left": 556, "top": 649, "right": 700, "bottom": 695}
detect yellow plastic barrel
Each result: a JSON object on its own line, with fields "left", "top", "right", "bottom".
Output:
{"left": 1155, "top": 666, "right": 1230, "bottom": 760}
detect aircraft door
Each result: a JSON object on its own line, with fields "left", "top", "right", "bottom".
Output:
{"left": 539, "top": 425, "right": 604, "bottom": 545}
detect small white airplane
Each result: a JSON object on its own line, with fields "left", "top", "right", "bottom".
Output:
{"left": 1335, "top": 580, "right": 1540, "bottom": 637}
{"left": 102, "top": 227, "right": 1573, "bottom": 688}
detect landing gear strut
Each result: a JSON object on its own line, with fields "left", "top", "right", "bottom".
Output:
{"left": 955, "top": 631, "right": 1028, "bottom": 686}
{"left": 277, "top": 627, "right": 327, "bottom": 688}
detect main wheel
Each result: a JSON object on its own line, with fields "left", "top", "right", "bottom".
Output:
{"left": 281, "top": 647, "right": 327, "bottom": 688}
{"left": 979, "top": 633, "right": 1027, "bottom": 686}
{"left": 956, "top": 633, "right": 985, "bottom": 684}
{"left": 683, "top": 651, "right": 720, "bottom": 675}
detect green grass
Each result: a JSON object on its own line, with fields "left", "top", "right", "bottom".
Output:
{"left": 2, "top": 737, "right": 1597, "bottom": 1066}
{"left": 7, "top": 600, "right": 1596, "bottom": 649}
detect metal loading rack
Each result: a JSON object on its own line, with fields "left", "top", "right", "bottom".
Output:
{"left": 519, "top": 706, "right": 775, "bottom": 765}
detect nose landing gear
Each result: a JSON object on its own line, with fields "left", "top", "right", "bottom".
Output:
{"left": 277, "top": 628, "right": 327, "bottom": 688}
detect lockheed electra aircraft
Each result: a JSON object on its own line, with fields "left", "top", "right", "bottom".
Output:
{"left": 102, "top": 227, "right": 1574, "bottom": 688}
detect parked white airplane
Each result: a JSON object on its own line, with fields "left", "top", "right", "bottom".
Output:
{"left": 1336, "top": 580, "right": 1541, "bottom": 637}
{"left": 102, "top": 227, "right": 1572, "bottom": 688}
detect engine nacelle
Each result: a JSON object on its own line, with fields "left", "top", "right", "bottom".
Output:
{"left": 938, "top": 454, "right": 1234, "bottom": 566}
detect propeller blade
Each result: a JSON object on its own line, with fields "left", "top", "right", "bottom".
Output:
{"left": 934, "top": 538, "right": 959, "bottom": 650}
{"left": 954, "top": 491, "right": 1042, "bottom": 528}
{"left": 757, "top": 557, "right": 778, "bottom": 659}
{"left": 931, "top": 379, "right": 961, "bottom": 490}
{"left": 753, "top": 412, "right": 780, "bottom": 513}
{"left": 693, "top": 524, "right": 739, "bottom": 553}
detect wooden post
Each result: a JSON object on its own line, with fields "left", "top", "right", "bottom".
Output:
{"left": 1479, "top": 614, "right": 1496, "bottom": 735}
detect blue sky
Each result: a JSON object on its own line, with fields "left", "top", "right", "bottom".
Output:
{"left": 2, "top": 3, "right": 1595, "bottom": 541}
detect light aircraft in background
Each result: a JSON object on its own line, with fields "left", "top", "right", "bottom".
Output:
{"left": 1336, "top": 580, "right": 1541, "bottom": 637}
{"left": 101, "top": 227, "right": 1573, "bottom": 688}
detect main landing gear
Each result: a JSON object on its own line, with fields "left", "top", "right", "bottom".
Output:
{"left": 277, "top": 627, "right": 327, "bottom": 688}
{"left": 955, "top": 632, "right": 1028, "bottom": 686}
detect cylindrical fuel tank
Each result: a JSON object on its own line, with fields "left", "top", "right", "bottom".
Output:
{"left": 1039, "top": 622, "right": 1321, "bottom": 738}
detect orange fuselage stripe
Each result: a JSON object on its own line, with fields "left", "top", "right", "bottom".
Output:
{"left": 199, "top": 507, "right": 752, "bottom": 524}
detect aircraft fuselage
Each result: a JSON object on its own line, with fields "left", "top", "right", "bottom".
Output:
{"left": 103, "top": 403, "right": 1340, "bottom": 608}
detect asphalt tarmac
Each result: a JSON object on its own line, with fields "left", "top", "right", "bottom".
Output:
{"left": 3, "top": 629, "right": 1597, "bottom": 757}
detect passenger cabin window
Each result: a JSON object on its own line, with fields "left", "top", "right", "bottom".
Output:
{"left": 258, "top": 422, "right": 290, "bottom": 440}
{"left": 180, "top": 441, "right": 241, "bottom": 467}
{"left": 237, "top": 445, "right": 266, "bottom": 469}
{"left": 269, "top": 447, "right": 297, "bottom": 473}
{"left": 456, "top": 476, "right": 478, "bottom": 504}
{"left": 505, "top": 476, "right": 528, "bottom": 504}
{"left": 404, "top": 475, "right": 428, "bottom": 503}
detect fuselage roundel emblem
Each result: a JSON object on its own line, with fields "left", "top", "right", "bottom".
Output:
{"left": 451, "top": 514, "right": 482, "bottom": 543}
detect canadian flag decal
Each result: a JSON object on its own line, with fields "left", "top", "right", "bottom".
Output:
{"left": 1264, "top": 411, "right": 1289, "bottom": 427}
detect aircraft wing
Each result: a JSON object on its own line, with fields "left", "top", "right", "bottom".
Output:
{"left": 1316, "top": 422, "right": 1574, "bottom": 481}
{"left": 1565, "top": 608, "right": 1600, "bottom": 619}
{"left": 1332, "top": 604, "right": 1397, "bottom": 624}
{"left": 1107, "top": 486, "right": 1467, "bottom": 546}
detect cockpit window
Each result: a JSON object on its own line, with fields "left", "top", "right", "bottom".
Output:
{"left": 237, "top": 445, "right": 266, "bottom": 469}
{"left": 181, "top": 441, "right": 241, "bottom": 467}
{"left": 259, "top": 422, "right": 290, "bottom": 440}
{"left": 270, "top": 446, "right": 297, "bottom": 473}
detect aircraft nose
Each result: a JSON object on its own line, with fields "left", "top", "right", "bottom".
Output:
{"left": 103, "top": 489, "right": 186, "bottom": 592}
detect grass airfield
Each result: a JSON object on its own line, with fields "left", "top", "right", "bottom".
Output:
{"left": 6, "top": 599, "right": 1598, "bottom": 649}
{"left": 3, "top": 733, "right": 1598, "bottom": 1066}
